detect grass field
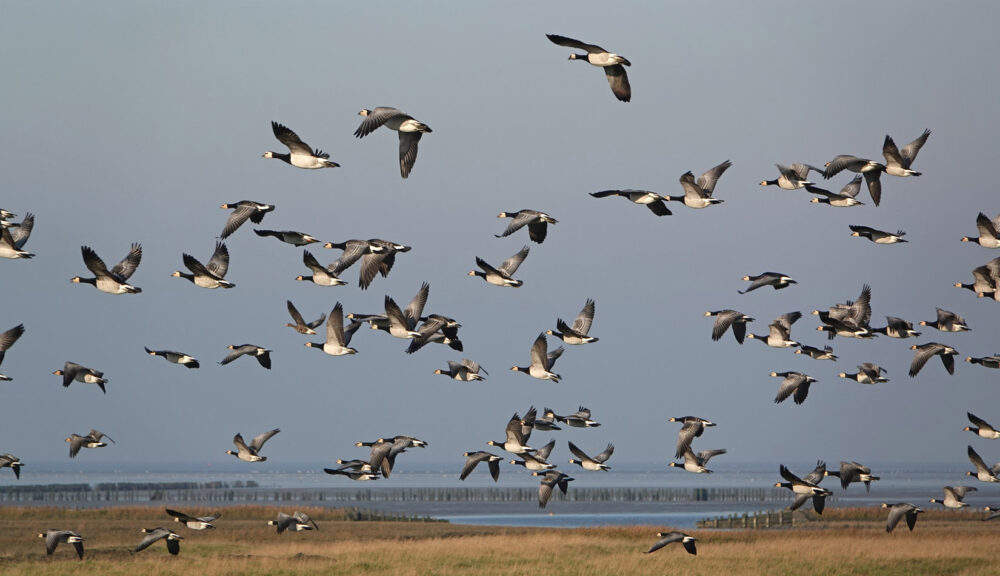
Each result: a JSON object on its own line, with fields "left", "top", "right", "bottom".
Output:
{"left": 1, "top": 506, "right": 997, "bottom": 575}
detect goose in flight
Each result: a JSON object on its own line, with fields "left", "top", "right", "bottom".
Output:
{"left": 354, "top": 107, "right": 431, "bottom": 178}
{"left": 262, "top": 121, "right": 339, "bottom": 169}
{"left": 546, "top": 34, "right": 632, "bottom": 102}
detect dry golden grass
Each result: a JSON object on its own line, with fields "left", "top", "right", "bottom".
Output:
{"left": 1, "top": 506, "right": 997, "bottom": 575}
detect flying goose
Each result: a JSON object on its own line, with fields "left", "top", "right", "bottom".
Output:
{"left": 882, "top": 502, "right": 922, "bottom": 532}
{"left": 825, "top": 461, "right": 880, "bottom": 492}
{"left": 39, "top": 530, "right": 84, "bottom": 559}
{"left": 435, "top": 359, "right": 487, "bottom": 381}
{"left": 738, "top": 272, "right": 796, "bottom": 294}
{"left": 305, "top": 303, "right": 361, "bottom": 356}
{"left": 669, "top": 416, "right": 716, "bottom": 459}
{"left": 548, "top": 299, "right": 598, "bottom": 344}
{"left": 495, "top": 210, "right": 558, "bottom": 243}
{"left": 806, "top": 175, "right": 865, "bottom": 207}
{"left": 822, "top": 155, "right": 884, "bottom": 205}
{"left": 871, "top": 316, "right": 921, "bottom": 339}
{"left": 322, "top": 239, "right": 386, "bottom": 274}
{"left": 967, "top": 445, "right": 1000, "bottom": 482}
{"left": 53, "top": 362, "right": 107, "bottom": 394}
{"left": 849, "top": 225, "right": 907, "bottom": 244}
{"left": 666, "top": 160, "right": 731, "bottom": 208}
{"left": 72, "top": 243, "right": 142, "bottom": 294}
{"left": 357, "top": 239, "right": 411, "bottom": 290}
{"left": 645, "top": 531, "right": 697, "bottom": 555}
{"left": 0, "top": 453, "right": 22, "bottom": 478}
{"left": 296, "top": 250, "right": 347, "bottom": 286}
{"left": 967, "top": 355, "right": 1000, "bottom": 369}
{"left": 955, "top": 265, "right": 996, "bottom": 298}
{"left": 226, "top": 429, "right": 280, "bottom": 462}
{"left": 530, "top": 408, "right": 561, "bottom": 431}
{"left": 145, "top": 347, "right": 200, "bottom": 369}
{"left": 794, "top": 344, "right": 838, "bottom": 361}
{"left": 405, "top": 315, "right": 464, "bottom": 354}
{"left": 469, "top": 246, "right": 529, "bottom": 287}
{"left": 511, "top": 333, "right": 563, "bottom": 382}
{"left": 589, "top": 189, "right": 672, "bottom": 216}
{"left": 66, "top": 429, "right": 114, "bottom": 458}
{"left": 961, "top": 212, "right": 1000, "bottom": 248}
{"left": 459, "top": 451, "right": 503, "bottom": 481}
{"left": 555, "top": 406, "right": 601, "bottom": 428}
{"left": 966, "top": 413, "right": 1000, "bottom": 439}
{"left": 354, "top": 107, "right": 431, "bottom": 178}
{"left": 774, "top": 464, "right": 833, "bottom": 514}
{"left": 760, "top": 163, "right": 823, "bottom": 190}
{"left": 166, "top": 508, "right": 220, "bottom": 530}
{"left": 220, "top": 344, "right": 271, "bottom": 369}
{"left": 268, "top": 511, "right": 318, "bottom": 533}
{"left": 262, "top": 121, "right": 339, "bottom": 169}
{"left": 908, "top": 342, "right": 958, "bottom": 377}
{"left": 746, "top": 311, "right": 801, "bottom": 348}
{"left": 285, "top": 300, "right": 326, "bottom": 335}
{"left": 219, "top": 200, "right": 274, "bottom": 239}
{"left": 510, "top": 439, "right": 557, "bottom": 471}
{"left": 984, "top": 506, "right": 1000, "bottom": 521}
{"left": 882, "top": 129, "right": 930, "bottom": 177}
{"left": 254, "top": 229, "right": 320, "bottom": 246}
{"left": 814, "top": 285, "right": 875, "bottom": 331}
{"left": 172, "top": 242, "right": 234, "bottom": 289}
{"left": 0, "top": 323, "right": 25, "bottom": 381}
{"left": 360, "top": 282, "right": 428, "bottom": 335}
{"left": 324, "top": 466, "right": 379, "bottom": 481}
{"left": 135, "top": 527, "right": 183, "bottom": 555}
{"left": 770, "top": 371, "right": 817, "bottom": 405}
{"left": 930, "top": 486, "right": 976, "bottom": 509}
{"left": 381, "top": 295, "right": 423, "bottom": 339}
{"left": 669, "top": 447, "right": 727, "bottom": 474}
{"left": 567, "top": 441, "right": 614, "bottom": 471}
{"left": 546, "top": 34, "right": 631, "bottom": 102}
{"left": 0, "top": 212, "right": 34, "bottom": 259}
{"left": 487, "top": 412, "right": 535, "bottom": 455}
{"left": 919, "top": 308, "right": 970, "bottom": 332}
{"left": 705, "top": 309, "right": 754, "bottom": 344}
{"left": 838, "top": 363, "right": 888, "bottom": 384}
{"left": 534, "top": 470, "right": 574, "bottom": 508}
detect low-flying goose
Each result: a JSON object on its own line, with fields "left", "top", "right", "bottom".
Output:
{"left": 0, "top": 212, "right": 34, "bottom": 259}
{"left": 166, "top": 508, "right": 220, "bottom": 530}
{"left": 738, "top": 272, "right": 796, "bottom": 294}
{"left": 760, "top": 163, "right": 823, "bottom": 190}
{"left": 254, "top": 229, "right": 320, "bottom": 246}
{"left": 930, "top": 486, "right": 976, "bottom": 509}
{"left": 220, "top": 344, "right": 271, "bottom": 369}
{"left": 908, "top": 342, "right": 958, "bottom": 377}
{"left": 669, "top": 447, "right": 726, "bottom": 474}
{"left": 296, "top": 250, "right": 347, "bottom": 286}
{"left": 555, "top": 406, "right": 601, "bottom": 428}
{"left": 822, "top": 155, "right": 884, "bottom": 205}
{"left": 53, "top": 362, "right": 107, "bottom": 393}
{"left": 770, "top": 371, "right": 817, "bottom": 405}
{"left": 324, "top": 466, "right": 379, "bottom": 481}
{"left": 145, "top": 347, "right": 199, "bottom": 369}
{"left": 262, "top": 121, "right": 339, "bottom": 169}
{"left": 495, "top": 210, "right": 558, "bottom": 244}
{"left": 746, "top": 311, "right": 801, "bottom": 348}
{"left": 966, "top": 413, "right": 1000, "bottom": 439}
{"left": 548, "top": 299, "right": 598, "bottom": 344}
{"left": 882, "top": 129, "right": 930, "bottom": 177}
{"left": 66, "top": 430, "right": 114, "bottom": 458}
{"left": 806, "top": 175, "right": 864, "bottom": 207}
{"left": 826, "top": 461, "right": 880, "bottom": 492}
{"left": 72, "top": 244, "right": 142, "bottom": 294}
{"left": 0, "top": 453, "right": 23, "bottom": 478}
{"left": 962, "top": 212, "right": 1000, "bottom": 248}
{"left": 838, "top": 363, "right": 888, "bottom": 385}
{"left": 666, "top": 160, "right": 731, "bottom": 208}
{"left": 849, "top": 225, "right": 907, "bottom": 244}
{"left": 354, "top": 107, "right": 431, "bottom": 178}
{"left": 510, "top": 439, "right": 557, "bottom": 471}
{"left": 567, "top": 441, "right": 614, "bottom": 471}
{"left": 967, "top": 445, "right": 1000, "bottom": 482}
{"left": 219, "top": 201, "right": 274, "bottom": 239}
{"left": 919, "top": 308, "right": 970, "bottom": 332}
{"left": 883, "top": 502, "right": 922, "bottom": 532}
{"left": 135, "top": 527, "right": 182, "bottom": 555}
{"left": 285, "top": 300, "right": 326, "bottom": 335}
{"left": 871, "top": 316, "right": 921, "bottom": 339}
{"left": 511, "top": 333, "right": 563, "bottom": 382}
{"left": 967, "top": 355, "right": 1000, "bottom": 369}
{"left": 459, "top": 451, "right": 503, "bottom": 481}
{"left": 0, "top": 323, "right": 25, "bottom": 381}
{"left": 268, "top": 511, "right": 318, "bottom": 533}
{"left": 487, "top": 412, "right": 535, "bottom": 455}
{"left": 172, "top": 242, "right": 234, "bottom": 289}
{"left": 435, "top": 359, "right": 487, "bottom": 381}
{"left": 39, "top": 530, "right": 84, "bottom": 559}
{"left": 669, "top": 416, "right": 715, "bottom": 459}
{"left": 589, "top": 189, "right": 671, "bottom": 216}
{"left": 645, "top": 531, "right": 697, "bottom": 555}
{"left": 305, "top": 303, "right": 361, "bottom": 356}
{"left": 546, "top": 34, "right": 631, "bottom": 102}
{"left": 534, "top": 470, "right": 574, "bottom": 508}
{"left": 226, "top": 429, "right": 280, "bottom": 462}
{"left": 705, "top": 309, "right": 754, "bottom": 344}
{"left": 775, "top": 464, "right": 833, "bottom": 514}
{"left": 794, "top": 344, "right": 838, "bottom": 361}
{"left": 470, "top": 246, "right": 529, "bottom": 287}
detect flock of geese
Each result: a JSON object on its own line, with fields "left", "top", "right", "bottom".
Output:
{"left": 2, "top": 29, "right": 1000, "bottom": 560}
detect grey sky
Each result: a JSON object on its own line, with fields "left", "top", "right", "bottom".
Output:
{"left": 2, "top": 1, "right": 999, "bottom": 474}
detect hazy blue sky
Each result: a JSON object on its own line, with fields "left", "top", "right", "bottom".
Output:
{"left": 2, "top": 1, "right": 999, "bottom": 478}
